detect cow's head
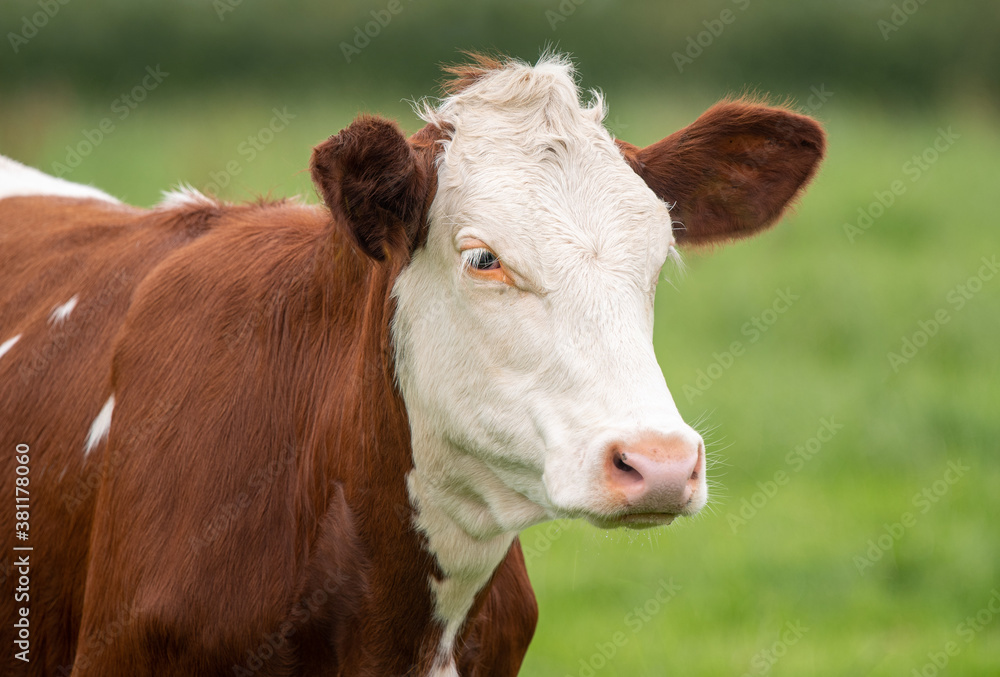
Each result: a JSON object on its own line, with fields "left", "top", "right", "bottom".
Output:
{"left": 311, "top": 55, "right": 824, "bottom": 535}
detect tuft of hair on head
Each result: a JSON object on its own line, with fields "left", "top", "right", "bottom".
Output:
{"left": 440, "top": 51, "right": 511, "bottom": 96}
{"left": 433, "top": 50, "right": 583, "bottom": 101}
{"left": 414, "top": 50, "right": 606, "bottom": 136}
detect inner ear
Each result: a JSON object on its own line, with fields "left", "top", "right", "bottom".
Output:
{"left": 310, "top": 117, "right": 440, "bottom": 261}
{"left": 617, "top": 100, "right": 826, "bottom": 247}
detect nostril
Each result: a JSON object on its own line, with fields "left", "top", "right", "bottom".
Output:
{"left": 612, "top": 451, "right": 642, "bottom": 480}
{"left": 613, "top": 451, "right": 635, "bottom": 474}
{"left": 605, "top": 434, "right": 705, "bottom": 513}
{"left": 609, "top": 449, "right": 645, "bottom": 489}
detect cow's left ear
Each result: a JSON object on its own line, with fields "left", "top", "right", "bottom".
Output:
{"left": 616, "top": 100, "right": 825, "bottom": 246}
{"left": 311, "top": 116, "right": 435, "bottom": 261}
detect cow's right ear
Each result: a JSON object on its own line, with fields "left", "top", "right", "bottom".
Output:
{"left": 311, "top": 116, "right": 434, "bottom": 261}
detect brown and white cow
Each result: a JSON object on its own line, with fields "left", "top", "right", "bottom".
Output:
{"left": 0, "top": 55, "right": 824, "bottom": 676}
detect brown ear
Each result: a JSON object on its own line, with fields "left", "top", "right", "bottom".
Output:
{"left": 616, "top": 100, "right": 825, "bottom": 246}
{"left": 311, "top": 116, "right": 435, "bottom": 261}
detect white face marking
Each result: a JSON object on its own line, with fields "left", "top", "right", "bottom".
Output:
{"left": 0, "top": 154, "right": 119, "bottom": 203}
{"left": 393, "top": 56, "right": 707, "bottom": 660}
{"left": 0, "top": 334, "right": 21, "bottom": 361}
{"left": 84, "top": 394, "right": 116, "bottom": 457}
{"left": 48, "top": 295, "right": 79, "bottom": 325}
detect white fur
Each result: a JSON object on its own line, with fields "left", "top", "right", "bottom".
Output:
{"left": 84, "top": 394, "right": 115, "bottom": 457}
{"left": 49, "top": 295, "right": 79, "bottom": 324}
{"left": 392, "top": 55, "right": 706, "bottom": 662}
{"left": 157, "top": 184, "right": 215, "bottom": 209}
{"left": 428, "top": 660, "right": 460, "bottom": 677}
{"left": 0, "top": 154, "right": 119, "bottom": 203}
{"left": 0, "top": 334, "right": 21, "bottom": 361}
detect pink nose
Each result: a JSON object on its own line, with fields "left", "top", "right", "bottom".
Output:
{"left": 605, "top": 432, "right": 704, "bottom": 514}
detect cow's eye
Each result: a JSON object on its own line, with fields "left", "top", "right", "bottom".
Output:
{"left": 462, "top": 248, "right": 501, "bottom": 271}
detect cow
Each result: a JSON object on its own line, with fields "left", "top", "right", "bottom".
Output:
{"left": 0, "top": 54, "right": 824, "bottom": 676}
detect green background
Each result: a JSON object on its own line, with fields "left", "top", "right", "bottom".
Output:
{"left": 2, "top": 1, "right": 997, "bottom": 675}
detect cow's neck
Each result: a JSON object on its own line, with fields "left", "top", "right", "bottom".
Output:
{"left": 406, "top": 434, "right": 518, "bottom": 670}
{"left": 311, "top": 232, "right": 530, "bottom": 674}
{"left": 307, "top": 243, "right": 449, "bottom": 672}
{"left": 404, "top": 423, "right": 547, "bottom": 672}
{"left": 310, "top": 239, "right": 529, "bottom": 673}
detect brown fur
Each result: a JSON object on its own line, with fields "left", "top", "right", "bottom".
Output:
{"left": 616, "top": 98, "right": 826, "bottom": 246}
{"left": 440, "top": 52, "right": 509, "bottom": 96}
{"left": 311, "top": 116, "right": 436, "bottom": 261}
{"left": 0, "top": 112, "right": 534, "bottom": 677}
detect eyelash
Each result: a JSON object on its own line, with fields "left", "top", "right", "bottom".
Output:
{"left": 461, "top": 248, "right": 501, "bottom": 271}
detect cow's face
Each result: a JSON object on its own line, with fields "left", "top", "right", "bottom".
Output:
{"left": 393, "top": 67, "right": 704, "bottom": 532}
{"left": 312, "top": 57, "right": 824, "bottom": 535}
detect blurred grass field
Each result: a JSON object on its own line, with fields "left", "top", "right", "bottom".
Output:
{"left": 1, "top": 88, "right": 997, "bottom": 675}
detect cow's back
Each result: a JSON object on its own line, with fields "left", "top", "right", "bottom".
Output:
{"left": 0, "top": 193, "right": 389, "bottom": 676}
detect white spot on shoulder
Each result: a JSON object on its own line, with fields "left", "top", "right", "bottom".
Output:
{"left": 84, "top": 394, "right": 115, "bottom": 457}
{"left": 157, "top": 183, "right": 216, "bottom": 209}
{"left": 0, "top": 154, "right": 119, "bottom": 203}
{"left": 49, "top": 295, "right": 79, "bottom": 325}
{"left": 0, "top": 334, "right": 22, "bottom": 360}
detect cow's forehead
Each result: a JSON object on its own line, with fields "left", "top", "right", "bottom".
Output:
{"left": 421, "top": 56, "right": 675, "bottom": 286}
